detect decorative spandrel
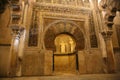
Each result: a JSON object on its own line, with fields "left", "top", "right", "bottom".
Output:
{"left": 28, "top": 11, "right": 39, "bottom": 47}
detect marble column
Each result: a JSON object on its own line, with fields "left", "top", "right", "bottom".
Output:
{"left": 8, "top": 26, "right": 24, "bottom": 77}
{"left": 101, "top": 30, "right": 116, "bottom": 73}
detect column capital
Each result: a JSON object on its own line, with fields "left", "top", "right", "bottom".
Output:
{"left": 101, "top": 30, "right": 113, "bottom": 40}
{"left": 10, "top": 24, "right": 25, "bottom": 39}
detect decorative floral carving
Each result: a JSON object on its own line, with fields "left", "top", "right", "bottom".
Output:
{"left": 34, "top": 3, "right": 91, "bottom": 15}
{"left": 36, "top": 0, "right": 87, "bottom": 6}
{"left": 28, "top": 10, "right": 39, "bottom": 46}
{"left": 89, "top": 12, "right": 98, "bottom": 48}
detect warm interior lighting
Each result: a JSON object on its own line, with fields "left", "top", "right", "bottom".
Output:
{"left": 98, "top": 0, "right": 101, "bottom": 4}
{"left": 14, "top": 39, "right": 19, "bottom": 47}
{"left": 55, "top": 34, "right": 76, "bottom": 54}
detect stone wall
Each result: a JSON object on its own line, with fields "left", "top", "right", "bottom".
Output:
{"left": 0, "top": 46, "right": 11, "bottom": 76}
{"left": 21, "top": 49, "right": 104, "bottom": 76}
{"left": 0, "top": 6, "right": 12, "bottom": 44}
{"left": 21, "top": 1, "right": 106, "bottom": 76}
{"left": 0, "top": 6, "right": 12, "bottom": 77}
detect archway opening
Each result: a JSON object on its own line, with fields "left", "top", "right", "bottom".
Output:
{"left": 44, "top": 21, "right": 85, "bottom": 75}
{"left": 53, "top": 34, "right": 78, "bottom": 74}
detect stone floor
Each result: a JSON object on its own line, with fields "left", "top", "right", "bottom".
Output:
{"left": 0, "top": 74, "right": 120, "bottom": 80}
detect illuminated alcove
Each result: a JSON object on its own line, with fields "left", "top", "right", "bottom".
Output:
{"left": 54, "top": 34, "right": 76, "bottom": 54}
{"left": 53, "top": 34, "right": 77, "bottom": 73}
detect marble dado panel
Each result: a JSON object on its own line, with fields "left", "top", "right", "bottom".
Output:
{"left": 22, "top": 50, "right": 45, "bottom": 76}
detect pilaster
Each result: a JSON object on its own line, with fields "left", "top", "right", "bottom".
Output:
{"left": 8, "top": 0, "right": 25, "bottom": 77}
{"left": 99, "top": 0, "right": 118, "bottom": 73}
